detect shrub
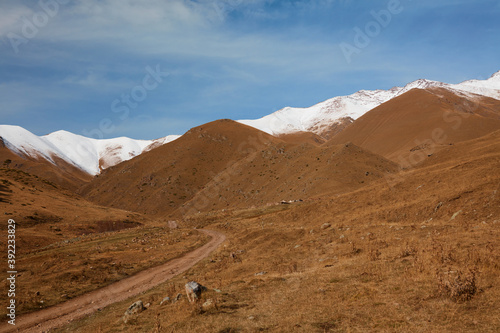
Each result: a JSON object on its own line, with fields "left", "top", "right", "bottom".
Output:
{"left": 437, "top": 267, "right": 478, "bottom": 302}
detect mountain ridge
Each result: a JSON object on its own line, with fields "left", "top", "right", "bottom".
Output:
{"left": 0, "top": 125, "right": 180, "bottom": 175}
{"left": 2, "top": 70, "right": 499, "bottom": 176}
{"left": 238, "top": 71, "right": 500, "bottom": 138}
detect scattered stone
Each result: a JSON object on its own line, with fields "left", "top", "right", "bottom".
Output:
{"left": 172, "top": 293, "right": 183, "bottom": 303}
{"left": 321, "top": 223, "right": 331, "bottom": 230}
{"left": 248, "top": 315, "right": 256, "bottom": 320}
{"left": 294, "top": 244, "right": 301, "bottom": 249}
{"left": 254, "top": 271, "right": 267, "bottom": 276}
{"left": 185, "top": 281, "right": 207, "bottom": 303}
{"left": 160, "top": 297, "right": 170, "bottom": 305}
{"left": 202, "top": 298, "right": 217, "bottom": 312}
{"left": 123, "top": 300, "right": 144, "bottom": 323}
{"left": 450, "top": 210, "right": 462, "bottom": 221}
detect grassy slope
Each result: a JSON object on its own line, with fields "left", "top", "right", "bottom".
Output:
{"left": 0, "top": 167, "right": 209, "bottom": 316}
{"left": 58, "top": 130, "right": 500, "bottom": 333}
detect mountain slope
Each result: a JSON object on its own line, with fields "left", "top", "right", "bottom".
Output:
{"left": 0, "top": 125, "right": 180, "bottom": 176}
{"left": 80, "top": 120, "right": 282, "bottom": 216}
{"left": 0, "top": 136, "right": 92, "bottom": 190}
{"left": 327, "top": 88, "right": 500, "bottom": 167}
{"left": 238, "top": 71, "right": 500, "bottom": 139}
{"left": 80, "top": 119, "right": 398, "bottom": 217}
{"left": 181, "top": 140, "right": 398, "bottom": 215}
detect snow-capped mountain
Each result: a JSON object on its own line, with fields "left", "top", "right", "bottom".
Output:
{"left": 2, "top": 71, "right": 499, "bottom": 176}
{"left": 238, "top": 71, "right": 500, "bottom": 137}
{"left": 0, "top": 125, "right": 180, "bottom": 175}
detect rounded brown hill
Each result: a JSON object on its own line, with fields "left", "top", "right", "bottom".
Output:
{"left": 327, "top": 88, "right": 500, "bottom": 167}
{"left": 80, "top": 119, "right": 398, "bottom": 217}
{"left": 79, "top": 120, "right": 281, "bottom": 215}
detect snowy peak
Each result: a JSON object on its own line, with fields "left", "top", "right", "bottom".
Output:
{"left": 398, "top": 79, "right": 444, "bottom": 94}
{"left": 451, "top": 73, "right": 500, "bottom": 100}
{"left": 238, "top": 71, "right": 500, "bottom": 137}
{"left": 0, "top": 125, "right": 180, "bottom": 175}
{"left": 490, "top": 70, "right": 500, "bottom": 80}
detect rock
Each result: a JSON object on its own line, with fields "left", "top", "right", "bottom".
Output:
{"left": 172, "top": 293, "right": 183, "bottom": 303}
{"left": 450, "top": 210, "right": 462, "bottom": 221}
{"left": 160, "top": 297, "right": 170, "bottom": 305}
{"left": 201, "top": 298, "right": 217, "bottom": 312}
{"left": 321, "top": 223, "right": 331, "bottom": 230}
{"left": 125, "top": 300, "right": 144, "bottom": 315}
{"left": 123, "top": 300, "right": 144, "bottom": 323}
{"left": 185, "top": 281, "right": 207, "bottom": 303}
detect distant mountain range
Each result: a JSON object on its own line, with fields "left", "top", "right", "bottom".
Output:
{"left": 238, "top": 71, "right": 500, "bottom": 138}
{"left": 0, "top": 126, "right": 180, "bottom": 175}
{"left": 1, "top": 71, "right": 499, "bottom": 176}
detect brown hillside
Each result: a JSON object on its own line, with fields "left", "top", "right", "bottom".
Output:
{"left": 0, "top": 166, "right": 209, "bottom": 317}
{"left": 180, "top": 141, "right": 397, "bottom": 215}
{"left": 62, "top": 128, "right": 500, "bottom": 333}
{"left": 277, "top": 131, "right": 326, "bottom": 145}
{"left": 0, "top": 167, "right": 142, "bottom": 252}
{"left": 79, "top": 120, "right": 282, "bottom": 216}
{"left": 80, "top": 119, "right": 398, "bottom": 217}
{"left": 327, "top": 88, "right": 500, "bottom": 167}
{"left": 0, "top": 139, "right": 91, "bottom": 191}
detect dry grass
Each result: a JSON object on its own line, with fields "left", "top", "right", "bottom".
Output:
{"left": 56, "top": 199, "right": 500, "bottom": 332}
{"left": 0, "top": 224, "right": 208, "bottom": 315}
{"left": 7, "top": 118, "right": 500, "bottom": 332}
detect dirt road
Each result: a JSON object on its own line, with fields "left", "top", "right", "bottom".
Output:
{"left": 0, "top": 229, "right": 225, "bottom": 333}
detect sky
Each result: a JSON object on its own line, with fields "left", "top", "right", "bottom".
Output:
{"left": 0, "top": 0, "right": 499, "bottom": 140}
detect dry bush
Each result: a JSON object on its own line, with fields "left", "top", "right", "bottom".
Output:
{"left": 153, "top": 313, "right": 162, "bottom": 333}
{"left": 436, "top": 266, "right": 478, "bottom": 302}
{"left": 399, "top": 242, "right": 418, "bottom": 258}
{"left": 431, "top": 241, "right": 455, "bottom": 264}
{"left": 349, "top": 242, "right": 361, "bottom": 256}
{"left": 368, "top": 247, "right": 381, "bottom": 261}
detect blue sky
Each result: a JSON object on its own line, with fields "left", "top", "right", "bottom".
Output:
{"left": 1, "top": 0, "right": 499, "bottom": 139}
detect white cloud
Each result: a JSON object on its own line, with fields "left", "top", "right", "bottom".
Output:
{"left": 0, "top": 4, "right": 35, "bottom": 37}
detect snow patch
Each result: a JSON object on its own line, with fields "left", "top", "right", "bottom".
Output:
{"left": 238, "top": 72, "right": 500, "bottom": 137}
{"left": 0, "top": 125, "right": 180, "bottom": 175}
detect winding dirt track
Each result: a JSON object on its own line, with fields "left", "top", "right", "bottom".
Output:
{"left": 0, "top": 229, "right": 225, "bottom": 333}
